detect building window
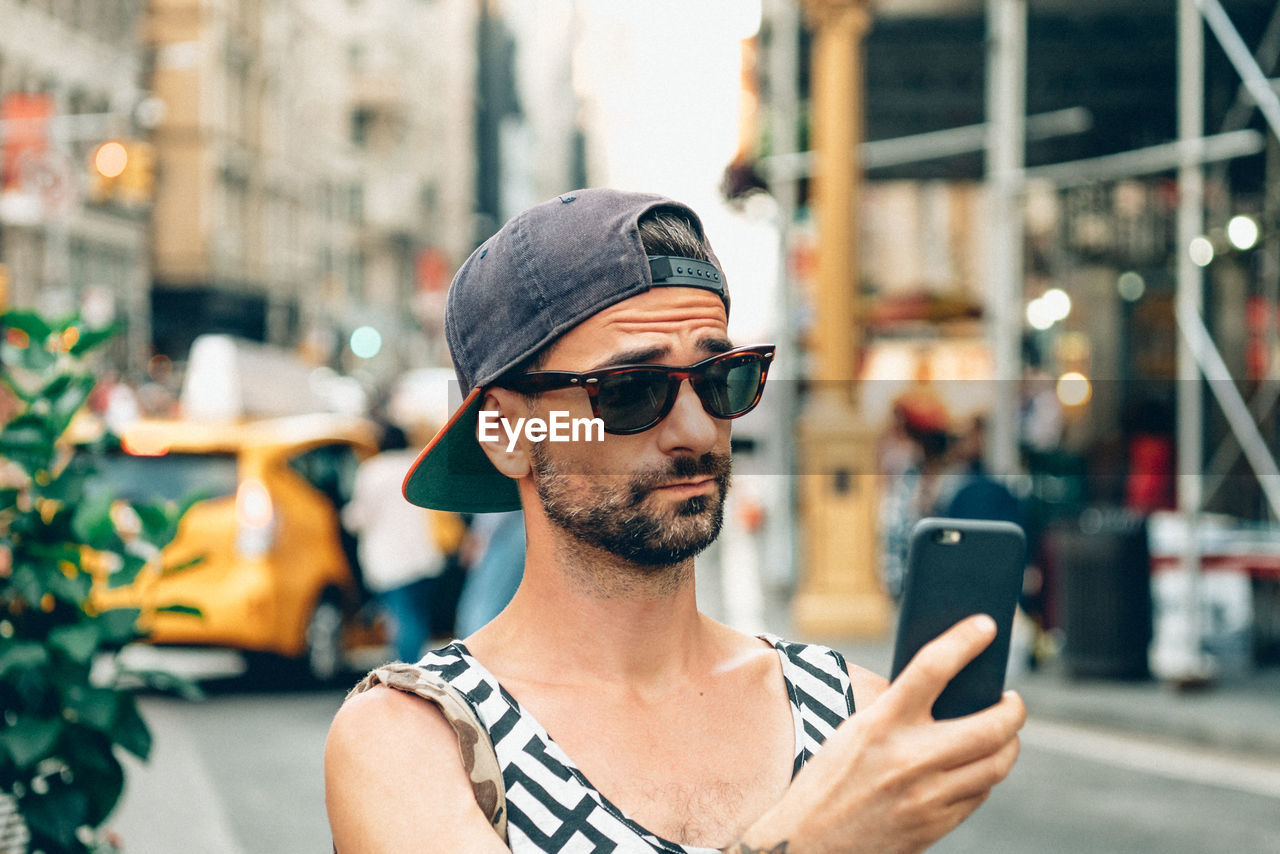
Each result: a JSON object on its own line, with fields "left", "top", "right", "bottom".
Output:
{"left": 350, "top": 107, "right": 374, "bottom": 148}
{"left": 347, "top": 251, "right": 365, "bottom": 301}
{"left": 349, "top": 183, "right": 363, "bottom": 224}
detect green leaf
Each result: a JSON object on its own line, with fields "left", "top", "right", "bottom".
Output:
{"left": 60, "top": 725, "right": 126, "bottom": 826}
{"left": 96, "top": 608, "right": 143, "bottom": 645}
{"left": 66, "top": 686, "right": 119, "bottom": 731}
{"left": 0, "top": 412, "right": 54, "bottom": 474}
{"left": 69, "top": 323, "right": 120, "bottom": 356}
{"left": 20, "top": 780, "right": 89, "bottom": 850}
{"left": 133, "top": 502, "right": 172, "bottom": 543}
{"left": 106, "top": 551, "right": 148, "bottom": 589}
{"left": 34, "top": 462, "right": 86, "bottom": 502}
{"left": 9, "top": 563, "right": 45, "bottom": 607}
{"left": 0, "top": 715, "right": 63, "bottom": 768}
{"left": 112, "top": 694, "right": 152, "bottom": 760}
{"left": 26, "top": 540, "right": 84, "bottom": 568}
{"left": 71, "top": 488, "right": 117, "bottom": 551}
{"left": 0, "top": 641, "right": 49, "bottom": 677}
{"left": 39, "top": 372, "right": 73, "bottom": 401}
{"left": 49, "top": 620, "right": 102, "bottom": 664}
{"left": 31, "top": 558, "right": 93, "bottom": 606}
{"left": 1, "top": 310, "right": 53, "bottom": 341}
{"left": 48, "top": 373, "right": 95, "bottom": 436}
{"left": 17, "top": 337, "right": 57, "bottom": 371}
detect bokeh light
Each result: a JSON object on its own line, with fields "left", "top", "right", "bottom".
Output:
{"left": 1227, "top": 215, "right": 1259, "bottom": 250}
{"left": 349, "top": 325, "right": 382, "bottom": 359}
{"left": 1189, "top": 236, "right": 1214, "bottom": 267}
{"left": 1057, "top": 371, "right": 1092, "bottom": 407}
{"left": 1027, "top": 297, "right": 1055, "bottom": 331}
{"left": 1117, "top": 271, "right": 1145, "bottom": 302}
{"left": 93, "top": 141, "right": 129, "bottom": 178}
{"left": 1042, "top": 288, "right": 1072, "bottom": 322}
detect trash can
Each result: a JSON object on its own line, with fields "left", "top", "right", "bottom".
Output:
{"left": 1049, "top": 507, "right": 1152, "bottom": 679}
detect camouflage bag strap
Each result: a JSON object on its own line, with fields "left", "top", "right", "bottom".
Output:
{"left": 347, "top": 662, "right": 508, "bottom": 842}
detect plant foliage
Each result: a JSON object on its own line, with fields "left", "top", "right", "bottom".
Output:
{"left": 1, "top": 310, "right": 198, "bottom": 854}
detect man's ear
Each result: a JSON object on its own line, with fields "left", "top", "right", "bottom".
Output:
{"left": 476, "top": 389, "right": 532, "bottom": 478}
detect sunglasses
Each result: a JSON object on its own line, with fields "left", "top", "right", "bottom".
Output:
{"left": 497, "top": 344, "right": 775, "bottom": 434}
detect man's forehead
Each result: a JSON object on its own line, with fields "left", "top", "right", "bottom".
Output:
{"left": 545, "top": 287, "right": 729, "bottom": 366}
{"left": 592, "top": 286, "right": 727, "bottom": 331}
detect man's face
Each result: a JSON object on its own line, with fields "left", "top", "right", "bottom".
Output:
{"left": 520, "top": 286, "right": 735, "bottom": 567}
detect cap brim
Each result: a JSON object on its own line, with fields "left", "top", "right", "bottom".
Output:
{"left": 402, "top": 387, "right": 522, "bottom": 513}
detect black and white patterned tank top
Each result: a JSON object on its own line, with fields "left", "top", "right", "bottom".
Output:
{"left": 418, "top": 635, "right": 856, "bottom": 853}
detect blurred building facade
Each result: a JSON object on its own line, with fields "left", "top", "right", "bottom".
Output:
{"left": 144, "top": 0, "right": 481, "bottom": 381}
{"left": 0, "top": 0, "right": 587, "bottom": 388}
{"left": 741, "top": 0, "right": 1280, "bottom": 662}
{"left": 750, "top": 0, "right": 1280, "bottom": 520}
{"left": 0, "top": 0, "right": 154, "bottom": 368}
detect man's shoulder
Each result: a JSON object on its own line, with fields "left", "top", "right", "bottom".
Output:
{"left": 757, "top": 632, "right": 888, "bottom": 712}
{"left": 757, "top": 632, "right": 848, "bottom": 672}
{"left": 325, "top": 681, "right": 509, "bottom": 853}
{"left": 325, "top": 682, "right": 461, "bottom": 790}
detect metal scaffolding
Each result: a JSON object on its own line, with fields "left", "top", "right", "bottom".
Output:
{"left": 983, "top": 0, "right": 1280, "bottom": 681}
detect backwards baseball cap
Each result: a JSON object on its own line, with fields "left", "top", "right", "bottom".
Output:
{"left": 402, "top": 188, "right": 730, "bottom": 513}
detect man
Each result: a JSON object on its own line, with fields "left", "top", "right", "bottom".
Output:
{"left": 325, "top": 189, "right": 1025, "bottom": 853}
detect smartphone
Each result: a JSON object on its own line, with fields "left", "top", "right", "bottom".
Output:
{"left": 889, "top": 518, "right": 1026, "bottom": 719}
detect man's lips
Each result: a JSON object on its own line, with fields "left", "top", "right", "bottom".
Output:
{"left": 652, "top": 477, "right": 715, "bottom": 494}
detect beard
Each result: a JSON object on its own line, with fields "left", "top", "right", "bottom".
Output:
{"left": 529, "top": 443, "right": 732, "bottom": 568}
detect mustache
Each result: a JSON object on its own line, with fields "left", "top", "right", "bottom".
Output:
{"left": 626, "top": 452, "right": 733, "bottom": 504}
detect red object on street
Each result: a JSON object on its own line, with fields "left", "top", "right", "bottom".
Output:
{"left": 1125, "top": 433, "right": 1175, "bottom": 513}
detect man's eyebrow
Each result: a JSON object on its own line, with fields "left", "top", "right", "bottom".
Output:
{"left": 590, "top": 345, "right": 669, "bottom": 370}
{"left": 588, "top": 338, "right": 734, "bottom": 371}
{"left": 699, "top": 338, "right": 735, "bottom": 355}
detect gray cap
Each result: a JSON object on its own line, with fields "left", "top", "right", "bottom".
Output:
{"left": 402, "top": 188, "right": 729, "bottom": 512}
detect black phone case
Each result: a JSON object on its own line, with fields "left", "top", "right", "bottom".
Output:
{"left": 889, "top": 518, "right": 1027, "bottom": 719}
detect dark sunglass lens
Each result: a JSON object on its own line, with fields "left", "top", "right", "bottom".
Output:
{"left": 596, "top": 370, "right": 671, "bottom": 431}
{"left": 701, "top": 357, "right": 763, "bottom": 417}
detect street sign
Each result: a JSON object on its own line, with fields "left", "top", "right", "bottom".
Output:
{"left": 0, "top": 93, "right": 53, "bottom": 191}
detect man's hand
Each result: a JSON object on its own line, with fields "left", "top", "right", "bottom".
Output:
{"left": 734, "top": 615, "right": 1026, "bottom": 854}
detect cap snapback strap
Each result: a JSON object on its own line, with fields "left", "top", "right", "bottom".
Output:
{"left": 648, "top": 255, "right": 726, "bottom": 302}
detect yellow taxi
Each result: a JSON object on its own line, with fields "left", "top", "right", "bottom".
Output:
{"left": 90, "top": 413, "right": 380, "bottom": 682}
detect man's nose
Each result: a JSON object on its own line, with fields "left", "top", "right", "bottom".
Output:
{"left": 655, "top": 379, "right": 720, "bottom": 454}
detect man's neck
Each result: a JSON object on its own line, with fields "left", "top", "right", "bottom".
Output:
{"left": 468, "top": 523, "right": 714, "bottom": 690}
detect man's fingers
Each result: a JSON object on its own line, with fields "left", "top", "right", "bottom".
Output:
{"left": 883, "top": 614, "right": 997, "bottom": 717}
{"left": 932, "top": 690, "right": 1027, "bottom": 770}
{"left": 940, "top": 731, "right": 1022, "bottom": 804}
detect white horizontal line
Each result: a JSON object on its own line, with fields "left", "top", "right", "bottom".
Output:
{"left": 1022, "top": 718, "right": 1280, "bottom": 801}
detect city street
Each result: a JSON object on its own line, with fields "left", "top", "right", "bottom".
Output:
{"left": 110, "top": 672, "right": 1280, "bottom": 854}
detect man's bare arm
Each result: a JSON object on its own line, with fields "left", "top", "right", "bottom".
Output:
{"left": 725, "top": 615, "right": 1026, "bottom": 854}
{"left": 325, "top": 685, "right": 510, "bottom": 853}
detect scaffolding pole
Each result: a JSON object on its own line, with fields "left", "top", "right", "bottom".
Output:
{"left": 1174, "top": 0, "right": 1209, "bottom": 682}
{"left": 985, "top": 0, "right": 1025, "bottom": 478}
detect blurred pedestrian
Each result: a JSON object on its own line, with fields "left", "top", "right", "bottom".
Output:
{"left": 938, "top": 415, "right": 1022, "bottom": 526}
{"left": 342, "top": 423, "right": 448, "bottom": 663}
{"left": 878, "top": 400, "right": 952, "bottom": 599}
{"left": 453, "top": 509, "right": 525, "bottom": 637}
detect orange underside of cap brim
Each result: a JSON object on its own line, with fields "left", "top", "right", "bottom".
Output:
{"left": 402, "top": 387, "right": 522, "bottom": 513}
